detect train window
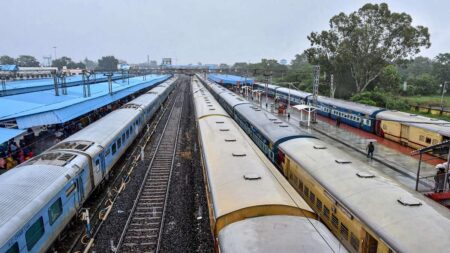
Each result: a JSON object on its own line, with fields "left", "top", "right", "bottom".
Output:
{"left": 331, "top": 214, "right": 339, "bottom": 228}
{"left": 66, "top": 182, "right": 76, "bottom": 196}
{"left": 309, "top": 192, "right": 316, "bottom": 204}
{"left": 303, "top": 186, "right": 309, "bottom": 197}
{"left": 298, "top": 180, "right": 303, "bottom": 191}
{"left": 48, "top": 198, "right": 63, "bottom": 225}
{"left": 419, "top": 135, "right": 424, "bottom": 141}
{"left": 130, "top": 126, "right": 133, "bottom": 133}
{"left": 112, "top": 143, "right": 117, "bottom": 155}
{"left": 425, "top": 137, "right": 431, "bottom": 144}
{"left": 350, "top": 233, "right": 360, "bottom": 251}
{"left": 6, "top": 243, "right": 19, "bottom": 253}
{"left": 25, "top": 217, "right": 45, "bottom": 251}
{"left": 323, "top": 206, "right": 330, "bottom": 219}
{"left": 316, "top": 199, "right": 323, "bottom": 212}
{"left": 340, "top": 224, "right": 349, "bottom": 240}
{"left": 122, "top": 133, "right": 125, "bottom": 143}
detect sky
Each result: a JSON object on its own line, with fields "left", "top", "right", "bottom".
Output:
{"left": 0, "top": 0, "right": 448, "bottom": 65}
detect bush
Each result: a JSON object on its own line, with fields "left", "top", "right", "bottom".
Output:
{"left": 350, "top": 91, "right": 410, "bottom": 110}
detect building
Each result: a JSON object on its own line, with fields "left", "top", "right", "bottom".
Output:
{"left": 279, "top": 59, "right": 288, "bottom": 65}
{"left": 161, "top": 58, "right": 172, "bottom": 66}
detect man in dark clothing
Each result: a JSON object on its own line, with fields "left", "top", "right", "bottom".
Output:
{"left": 336, "top": 117, "right": 341, "bottom": 127}
{"left": 367, "top": 142, "right": 375, "bottom": 159}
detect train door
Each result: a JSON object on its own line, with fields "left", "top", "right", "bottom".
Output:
{"left": 400, "top": 125, "right": 409, "bottom": 145}
{"left": 362, "top": 230, "right": 378, "bottom": 253}
{"left": 75, "top": 171, "right": 86, "bottom": 208}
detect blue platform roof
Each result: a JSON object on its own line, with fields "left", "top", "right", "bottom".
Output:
{"left": 0, "top": 74, "right": 170, "bottom": 129}
{"left": 0, "top": 128, "right": 25, "bottom": 144}
{"left": 208, "top": 74, "right": 254, "bottom": 85}
{"left": 0, "top": 65, "right": 18, "bottom": 71}
{"left": 1, "top": 73, "right": 121, "bottom": 91}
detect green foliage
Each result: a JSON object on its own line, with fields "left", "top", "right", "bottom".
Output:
{"left": 52, "top": 56, "right": 85, "bottom": 70}
{"left": 378, "top": 65, "right": 401, "bottom": 92}
{"left": 305, "top": 3, "right": 430, "bottom": 93}
{"left": 0, "top": 55, "right": 15, "bottom": 65}
{"left": 15, "top": 55, "right": 40, "bottom": 67}
{"left": 350, "top": 91, "right": 409, "bottom": 110}
{"left": 407, "top": 74, "right": 439, "bottom": 96}
{"left": 83, "top": 58, "right": 97, "bottom": 70}
{"left": 97, "top": 56, "right": 119, "bottom": 71}
{"left": 433, "top": 53, "right": 450, "bottom": 86}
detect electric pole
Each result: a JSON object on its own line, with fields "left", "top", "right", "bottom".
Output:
{"left": 312, "top": 65, "right": 320, "bottom": 122}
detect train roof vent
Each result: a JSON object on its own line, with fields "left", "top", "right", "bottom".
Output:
{"left": 52, "top": 141, "right": 93, "bottom": 151}
{"left": 335, "top": 159, "right": 352, "bottom": 164}
{"left": 279, "top": 125, "right": 289, "bottom": 128}
{"left": 146, "top": 91, "right": 158, "bottom": 94}
{"left": 122, "top": 104, "right": 141, "bottom": 110}
{"left": 397, "top": 196, "right": 422, "bottom": 207}
{"left": 225, "top": 139, "right": 237, "bottom": 142}
{"left": 232, "top": 153, "right": 247, "bottom": 157}
{"left": 313, "top": 145, "right": 327, "bottom": 149}
{"left": 274, "top": 121, "right": 282, "bottom": 124}
{"left": 237, "top": 98, "right": 244, "bottom": 101}
{"left": 244, "top": 174, "right": 261, "bottom": 180}
{"left": 28, "top": 152, "right": 77, "bottom": 166}
{"left": 356, "top": 172, "right": 375, "bottom": 178}
{"left": 208, "top": 105, "right": 213, "bottom": 107}
{"left": 409, "top": 114, "right": 417, "bottom": 117}
{"left": 216, "top": 121, "right": 224, "bottom": 124}
{"left": 209, "top": 108, "right": 216, "bottom": 111}
{"left": 220, "top": 129, "right": 230, "bottom": 131}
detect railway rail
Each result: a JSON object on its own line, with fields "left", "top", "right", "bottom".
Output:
{"left": 116, "top": 78, "right": 185, "bottom": 252}
{"left": 54, "top": 78, "right": 181, "bottom": 253}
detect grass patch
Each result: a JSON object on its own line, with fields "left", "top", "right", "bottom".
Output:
{"left": 402, "top": 95, "right": 450, "bottom": 107}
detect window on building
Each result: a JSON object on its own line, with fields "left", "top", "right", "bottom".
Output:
{"left": 48, "top": 198, "right": 63, "bottom": 225}
{"left": 426, "top": 137, "right": 432, "bottom": 144}
{"left": 419, "top": 135, "right": 425, "bottom": 142}
{"left": 25, "top": 217, "right": 45, "bottom": 251}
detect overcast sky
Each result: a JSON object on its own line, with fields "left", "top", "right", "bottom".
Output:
{"left": 1, "top": 0, "right": 448, "bottom": 65}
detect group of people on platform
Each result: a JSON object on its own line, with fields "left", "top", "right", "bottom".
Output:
{"left": 0, "top": 132, "right": 35, "bottom": 172}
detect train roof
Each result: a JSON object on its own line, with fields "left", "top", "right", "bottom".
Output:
{"left": 194, "top": 77, "right": 312, "bottom": 218}
{"left": 276, "top": 87, "right": 311, "bottom": 99}
{"left": 235, "top": 104, "right": 313, "bottom": 144}
{"left": 377, "top": 110, "right": 450, "bottom": 136}
{"left": 218, "top": 216, "right": 345, "bottom": 253}
{"left": 192, "top": 80, "right": 228, "bottom": 118}
{"left": 63, "top": 107, "right": 141, "bottom": 148}
{"left": 279, "top": 138, "right": 450, "bottom": 253}
{"left": 317, "top": 96, "right": 383, "bottom": 115}
{"left": 254, "top": 82, "right": 280, "bottom": 91}
{"left": 0, "top": 154, "right": 84, "bottom": 247}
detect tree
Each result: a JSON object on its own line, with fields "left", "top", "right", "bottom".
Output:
{"left": 52, "top": 56, "right": 73, "bottom": 70}
{"left": 84, "top": 58, "right": 97, "bottom": 70}
{"left": 378, "top": 65, "right": 401, "bottom": 92}
{"left": 0, "top": 55, "right": 15, "bottom": 65}
{"left": 97, "top": 56, "right": 119, "bottom": 71}
{"left": 305, "top": 3, "right": 430, "bottom": 93}
{"left": 15, "top": 55, "right": 40, "bottom": 67}
{"left": 433, "top": 53, "right": 450, "bottom": 87}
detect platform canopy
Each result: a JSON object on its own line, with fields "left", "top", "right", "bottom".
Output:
{"left": 0, "top": 128, "right": 26, "bottom": 144}
{"left": 208, "top": 74, "right": 254, "bottom": 85}
{"left": 292, "top": 104, "right": 318, "bottom": 111}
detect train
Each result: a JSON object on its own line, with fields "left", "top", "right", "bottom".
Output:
{"left": 253, "top": 82, "right": 450, "bottom": 152}
{"left": 199, "top": 75, "right": 450, "bottom": 253}
{"left": 0, "top": 77, "right": 177, "bottom": 253}
{"left": 191, "top": 76, "right": 345, "bottom": 253}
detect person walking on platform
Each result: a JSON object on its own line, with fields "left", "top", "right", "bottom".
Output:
{"left": 434, "top": 165, "right": 446, "bottom": 193}
{"left": 336, "top": 117, "right": 341, "bottom": 127}
{"left": 366, "top": 141, "right": 375, "bottom": 160}
{"left": 288, "top": 113, "right": 291, "bottom": 121}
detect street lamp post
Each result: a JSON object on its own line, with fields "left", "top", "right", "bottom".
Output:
{"left": 440, "top": 81, "right": 448, "bottom": 111}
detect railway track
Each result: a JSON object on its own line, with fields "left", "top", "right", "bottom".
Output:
{"left": 116, "top": 79, "right": 186, "bottom": 252}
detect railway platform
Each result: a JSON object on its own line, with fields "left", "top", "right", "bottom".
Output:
{"left": 242, "top": 93, "right": 443, "bottom": 191}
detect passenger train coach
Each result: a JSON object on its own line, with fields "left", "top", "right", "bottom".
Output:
{"left": 200, "top": 75, "right": 450, "bottom": 253}
{"left": 192, "top": 76, "right": 344, "bottom": 253}
{"left": 0, "top": 77, "right": 177, "bottom": 253}
{"left": 252, "top": 82, "right": 450, "bottom": 151}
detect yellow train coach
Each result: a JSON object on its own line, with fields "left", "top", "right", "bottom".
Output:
{"left": 376, "top": 110, "right": 450, "bottom": 151}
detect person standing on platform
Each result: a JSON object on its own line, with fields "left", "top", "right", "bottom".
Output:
{"left": 366, "top": 141, "right": 375, "bottom": 160}
{"left": 336, "top": 117, "right": 341, "bottom": 127}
